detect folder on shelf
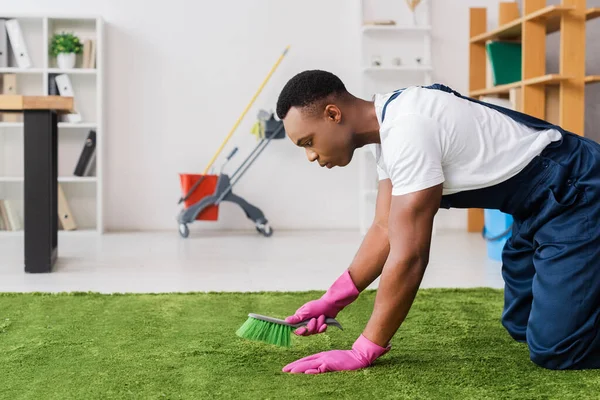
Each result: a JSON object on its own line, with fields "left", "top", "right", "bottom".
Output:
{"left": 74, "top": 130, "right": 96, "bottom": 176}
{"left": 5, "top": 19, "right": 32, "bottom": 69}
{"left": 57, "top": 184, "right": 77, "bottom": 231}
{"left": 486, "top": 41, "right": 521, "bottom": 86}
{"left": 1, "top": 73, "right": 20, "bottom": 122}
{"left": 3, "top": 199, "right": 21, "bottom": 231}
{"left": 0, "top": 19, "right": 8, "bottom": 68}
{"left": 55, "top": 74, "right": 82, "bottom": 123}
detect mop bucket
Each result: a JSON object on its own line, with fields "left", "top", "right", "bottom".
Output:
{"left": 482, "top": 209, "right": 513, "bottom": 261}
{"left": 179, "top": 174, "right": 219, "bottom": 221}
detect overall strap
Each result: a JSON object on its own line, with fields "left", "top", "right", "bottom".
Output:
{"left": 381, "top": 88, "right": 405, "bottom": 123}
{"left": 423, "top": 83, "right": 566, "bottom": 133}
{"left": 380, "top": 83, "right": 566, "bottom": 134}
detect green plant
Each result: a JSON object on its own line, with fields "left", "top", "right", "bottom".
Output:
{"left": 49, "top": 32, "right": 83, "bottom": 57}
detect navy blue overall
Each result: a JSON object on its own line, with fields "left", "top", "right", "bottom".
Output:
{"left": 382, "top": 84, "right": 600, "bottom": 370}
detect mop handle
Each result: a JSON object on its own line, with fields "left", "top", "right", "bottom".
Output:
{"left": 229, "top": 135, "right": 270, "bottom": 182}
{"left": 215, "top": 124, "right": 284, "bottom": 204}
{"left": 201, "top": 46, "right": 290, "bottom": 175}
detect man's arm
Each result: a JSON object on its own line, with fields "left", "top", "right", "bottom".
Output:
{"left": 362, "top": 183, "right": 443, "bottom": 347}
{"left": 347, "top": 178, "right": 392, "bottom": 292}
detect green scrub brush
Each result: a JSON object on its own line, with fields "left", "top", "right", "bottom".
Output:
{"left": 236, "top": 313, "right": 343, "bottom": 347}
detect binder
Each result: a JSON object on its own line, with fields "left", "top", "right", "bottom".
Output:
{"left": 3, "top": 199, "right": 21, "bottom": 231}
{"left": 83, "top": 150, "right": 97, "bottom": 176}
{"left": 5, "top": 19, "right": 32, "bottom": 69}
{"left": 1, "top": 73, "right": 19, "bottom": 122}
{"left": 55, "top": 74, "right": 82, "bottom": 123}
{"left": 57, "top": 184, "right": 77, "bottom": 230}
{"left": 74, "top": 130, "right": 96, "bottom": 176}
{"left": 0, "top": 200, "right": 11, "bottom": 231}
{"left": 0, "top": 19, "right": 8, "bottom": 68}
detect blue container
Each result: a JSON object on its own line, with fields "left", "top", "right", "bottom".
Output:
{"left": 483, "top": 209, "right": 514, "bottom": 261}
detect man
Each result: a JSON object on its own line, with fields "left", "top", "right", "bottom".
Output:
{"left": 276, "top": 70, "right": 600, "bottom": 374}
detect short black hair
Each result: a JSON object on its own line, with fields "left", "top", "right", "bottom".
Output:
{"left": 276, "top": 70, "right": 348, "bottom": 119}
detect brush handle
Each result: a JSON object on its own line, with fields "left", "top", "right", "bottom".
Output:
{"left": 291, "top": 317, "right": 343, "bottom": 331}
{"left": 248, "top": 313, "right": 343, "bottom": 330}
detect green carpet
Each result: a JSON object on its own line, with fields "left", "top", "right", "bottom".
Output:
{"left": 1, "top": 289, "right": 599, "bottom": 399}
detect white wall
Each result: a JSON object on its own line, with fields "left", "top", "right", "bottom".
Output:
{"left": 6, "top": 0, "right": 500, "bottom": 232}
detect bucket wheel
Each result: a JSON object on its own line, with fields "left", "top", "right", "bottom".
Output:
{"left": 179, "top": 223, "right": 189, "bottom": 238}
{"left": 256, "top": 222, "right": 273, "bottom": 237}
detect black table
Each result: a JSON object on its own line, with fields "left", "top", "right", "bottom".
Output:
{"left": 0, "top": 95, "right": 74, "bottom": 273}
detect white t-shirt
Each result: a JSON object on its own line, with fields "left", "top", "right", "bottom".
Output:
{"left": 370, "top": 86, "right": 562, "bottom": 197}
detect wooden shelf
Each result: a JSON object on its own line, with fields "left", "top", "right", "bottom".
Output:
{"left": 0, "top": 95, "right": 74, "bottom": 112}
{"left": 469, "top": 74, "right": 570, "bottom": 97}
{"left": 468, "top": 2, "right": 589, "bottom": 234}
{"left": 585, "top": 75, "right": 600, "bottom": 84}
{"left": 470, "top": 82, "right": 521, "bottom": 97}
{"left": 470, "top": 5, "right": 574, "bottom": 43}
{"left": 524, "top": 74, "right": 571, "bottom": 86}
{"left": 587, "top": 8, "right": 600, "bottom": 20}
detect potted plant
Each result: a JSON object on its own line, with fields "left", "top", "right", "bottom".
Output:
{"left": 49, "top": 32, "right": 83, "bottom": 69}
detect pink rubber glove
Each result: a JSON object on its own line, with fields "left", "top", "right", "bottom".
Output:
{"left": 285, "top": 270, "right": 359, "bottom": 336}
{"left": 282, "top": 334, "right": 390, "bottom": 374}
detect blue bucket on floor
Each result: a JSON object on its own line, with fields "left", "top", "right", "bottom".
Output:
{"left": 483, "top": 209, "right": 514, "bottom": 261}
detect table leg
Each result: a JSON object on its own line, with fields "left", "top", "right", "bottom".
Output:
{"left": 24, "top": 110, "right": 58, "bottom": 273}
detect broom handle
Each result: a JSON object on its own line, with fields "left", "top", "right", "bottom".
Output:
{"left": 201, "top": 45, "right": 290, "bottom": 175}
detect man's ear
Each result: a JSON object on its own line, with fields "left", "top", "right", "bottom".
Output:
{"left": 324, "top": 104, "right": 342, "bottom": 123}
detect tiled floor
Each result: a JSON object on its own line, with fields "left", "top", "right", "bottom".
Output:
{"left": 0, "top": 229, "right": 504, "bottom": 293}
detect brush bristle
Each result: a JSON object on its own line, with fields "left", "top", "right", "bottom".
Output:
{"left": 236, "top": 316, "right": 292, "bottom": 347}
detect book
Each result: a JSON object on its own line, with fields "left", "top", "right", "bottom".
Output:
{"left": 82, "top": 39, "right": 92, "bottom": 68}
{"left": 0, "top": 200, "right": 11, "bottom": 231}
{"left": 485, "top": 41, "right": 522, "bottom": 86}
{"left": 74, "top": 130, "right": 96, "bottom": 176}
{"left": 3, "top": 199, "right": 21, "bottom": 231}
{"left": 90, "top": 39, "right": 96, "bottom": 68}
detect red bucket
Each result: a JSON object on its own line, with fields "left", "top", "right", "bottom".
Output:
{"left": 179, "top": 174, "right": 219, "bottom": 221}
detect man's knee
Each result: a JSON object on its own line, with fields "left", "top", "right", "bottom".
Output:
{"left": 529, "top": 347, "right": 569, "bottom": 370}
{"left": 501, "top": 317, "right": 526, "bottom": 343}
{"left": 527, "top": 333, "right": 599, "bottom": 370}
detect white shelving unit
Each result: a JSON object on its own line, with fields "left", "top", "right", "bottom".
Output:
{"left": 0, "top": 14, "right": 103, "bottom": 235}
{"left": 358, "top": 0, "right": 433, "bottom": 235}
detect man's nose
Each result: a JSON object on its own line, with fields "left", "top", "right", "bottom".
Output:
{"left": 306, "top": 148, "right": 318, "bottom": 162}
